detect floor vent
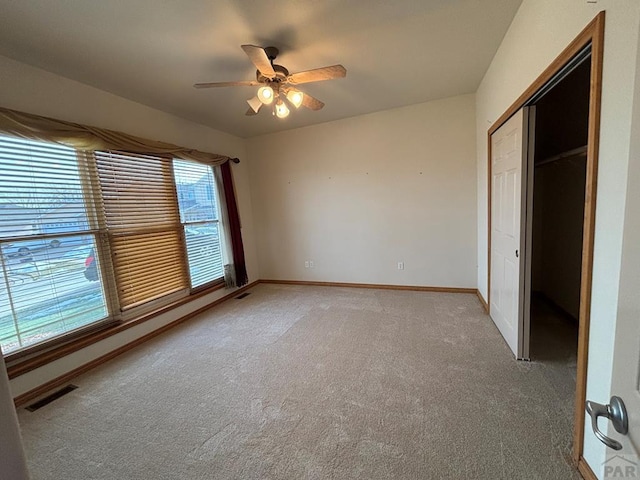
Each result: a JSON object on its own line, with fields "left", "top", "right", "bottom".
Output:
{"left": 26, "top": 385, "right": 78, "bottom": 412}
{"left": 235, "top": 292, "right": 251, "bottom": 300}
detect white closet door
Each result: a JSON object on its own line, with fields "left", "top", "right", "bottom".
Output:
{"left": 490, "top": 108, "right": 529, "bottom": 358}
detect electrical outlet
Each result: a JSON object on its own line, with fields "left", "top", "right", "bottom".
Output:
{"left": 309, "top": 261, "right": 314, "bottom": 268}
{"left": 305, "top": 261, "right": 309, "bottom": 268}
{"left": 397, "top": 262, "right": 404, "bottom": 270}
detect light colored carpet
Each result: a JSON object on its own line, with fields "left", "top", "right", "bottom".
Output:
{"left": 16, "top": 284, "right": 580, "bottom": 479}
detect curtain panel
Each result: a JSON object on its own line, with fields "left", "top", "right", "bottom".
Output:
{"left": 220, "top": 161, "right": 248, "bottom": 287}
{"left": 0, "top": 107, "right": 231, "bottom": 166}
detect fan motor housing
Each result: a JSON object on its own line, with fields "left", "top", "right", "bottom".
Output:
{"left": 256, "top": 64, "right": 289, "bottom": 84}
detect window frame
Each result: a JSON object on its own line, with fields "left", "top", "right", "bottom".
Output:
{"left": 0, "top": 137, "right": 114, "bottom": 355}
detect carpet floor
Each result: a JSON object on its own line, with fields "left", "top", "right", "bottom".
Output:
{"left": 16, "top": 284, "right": 580, "bottom": 479}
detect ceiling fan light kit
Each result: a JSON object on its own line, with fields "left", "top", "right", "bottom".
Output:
{"left": 257, "top": 85, "right": 274, "bottom": 105}
{"left": 286, "top": 89, "right": 304, "bottom": 109}
{"left": 246, "top": 96, "right": 263, "bottom": 114}
{"left": 275, "top": 100, "right": 290, "bottom": 118}
{"left": 194, "top": 45, "right": 346, "bottom": 120}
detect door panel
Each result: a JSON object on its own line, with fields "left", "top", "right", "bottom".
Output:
{"left": 494, "top": 175, "right": 503, "bottom": 232}
{"left": 504, "top": 255, "right": 517, "bottom": 328}
{"left": 490, "top": 108, "right": 529, "bottom": 358}
{"left": 505, "top": 170, "right": 517, "bottom": 236}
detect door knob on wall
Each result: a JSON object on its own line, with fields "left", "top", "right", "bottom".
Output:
{"left": 585, "top": 396, "right": 628, "bottom": 450}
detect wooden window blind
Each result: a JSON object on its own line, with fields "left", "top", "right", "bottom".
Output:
{"left": 95, "top": 152, "right": 188, "bottom": 310}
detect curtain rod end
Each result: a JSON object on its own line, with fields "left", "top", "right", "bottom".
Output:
{"left": 230, "top": 157, "right": 240, "bottom": 164}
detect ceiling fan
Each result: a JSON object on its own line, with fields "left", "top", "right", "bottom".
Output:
{"left": 194, "top": 45, "right": 347, "bottom": 118}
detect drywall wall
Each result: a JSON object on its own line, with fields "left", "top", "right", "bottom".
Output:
{"left": 475, "top": 1, "right": 640, "bottom": 475}
{"left": 247, "top": 94, "right": 477, "bottom": 288}
{"left": 0, "top": 55, "right": 260, "bottom": 397}
{"left": 0, "top": 351, "right": 29, "bottom": 479}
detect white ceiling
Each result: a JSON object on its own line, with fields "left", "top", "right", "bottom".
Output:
{"left": 0, "top": 0, "right": 522, "bottom": 138}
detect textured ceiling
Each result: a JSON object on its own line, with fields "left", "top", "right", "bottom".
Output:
{"left": 0, "top": 0, "right": 522, "bottom": 138}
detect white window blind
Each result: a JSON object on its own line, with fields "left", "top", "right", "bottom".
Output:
{"left": 173, "top": 159, "right": 224, "bottom": 288}
{"left": 0, "top": 135, "right": 109, "bottom": 354}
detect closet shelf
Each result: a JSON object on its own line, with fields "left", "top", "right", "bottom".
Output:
{"left": 536, "top": 145, "right": 587, "bottom": 167}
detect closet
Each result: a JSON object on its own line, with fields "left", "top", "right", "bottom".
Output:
{"left": 529, "top": 58, "right": 591, "bottom": 360}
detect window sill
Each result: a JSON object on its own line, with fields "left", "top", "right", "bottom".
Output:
{"left": 6, "top": 279, "right": 227, "bottom": 379}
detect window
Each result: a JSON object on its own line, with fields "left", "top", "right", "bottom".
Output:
{"left": 0, "top": 136, "right": 231, "bottom": 355}
{"left": 0, "top": 135, "right": 109, "bottom": 354}
{"left": 173, "top": 160, "right": 225, "bottom": 288}
{"left": 0, "top": 106, "right": 252, "bottom": 358}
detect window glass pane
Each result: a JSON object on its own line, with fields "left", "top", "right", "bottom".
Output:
{"left": 0, "top": 234, "right": 108, "bottom": 354}
{"left": 173, "top": 161, "right": 218, "bottom": 223}
{"left": 173, "top": 160, "right": 224, "bottom": 288}
{"left": 184, "top": 223, "right": 224, "bottom": 288}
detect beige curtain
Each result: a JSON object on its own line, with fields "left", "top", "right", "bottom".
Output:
{"left": 0, "top": 107, "right": 232, "bottom": 166}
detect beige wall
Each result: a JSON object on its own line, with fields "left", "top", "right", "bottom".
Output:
{"left": 247, "top": 94, "right": 477, "bottom": 288}
{"left": 475, "top": 1, "right": 640, "bottom": 474}
{"left": 0, "top": 55, "right": 260, "bottom": 397}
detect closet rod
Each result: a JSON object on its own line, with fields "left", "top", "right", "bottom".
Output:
{"left": 536, "top": 145, "right": 587, "bottom": 167}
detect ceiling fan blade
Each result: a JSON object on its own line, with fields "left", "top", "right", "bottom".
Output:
{"left": 241, "top": 45, "right": 276, "bottom": 78}
{"left": 301, "top": 93, "right": 325, "bottom": 111}
{"left": 287, "top": 65, "right": 346, "bottom": 85}
{"left": 194, "top": 80, "right": 261, "bottom": 88}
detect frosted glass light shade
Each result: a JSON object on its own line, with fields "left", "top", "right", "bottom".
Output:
{"left": 275, "top": 101, "right": 290, "bottom": 118}
{"left": 257, "top": 86, "right": 274, "bottom": 104}
{"left": 286, "top": 90, "right": 304, "bottom": 108}
{"left": 247, "top": 96, "right": 262, "bottom": 113}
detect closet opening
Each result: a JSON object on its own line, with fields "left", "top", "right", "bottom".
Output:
{"left": 527, "top": 56, "right": 591, "bottom": 382}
